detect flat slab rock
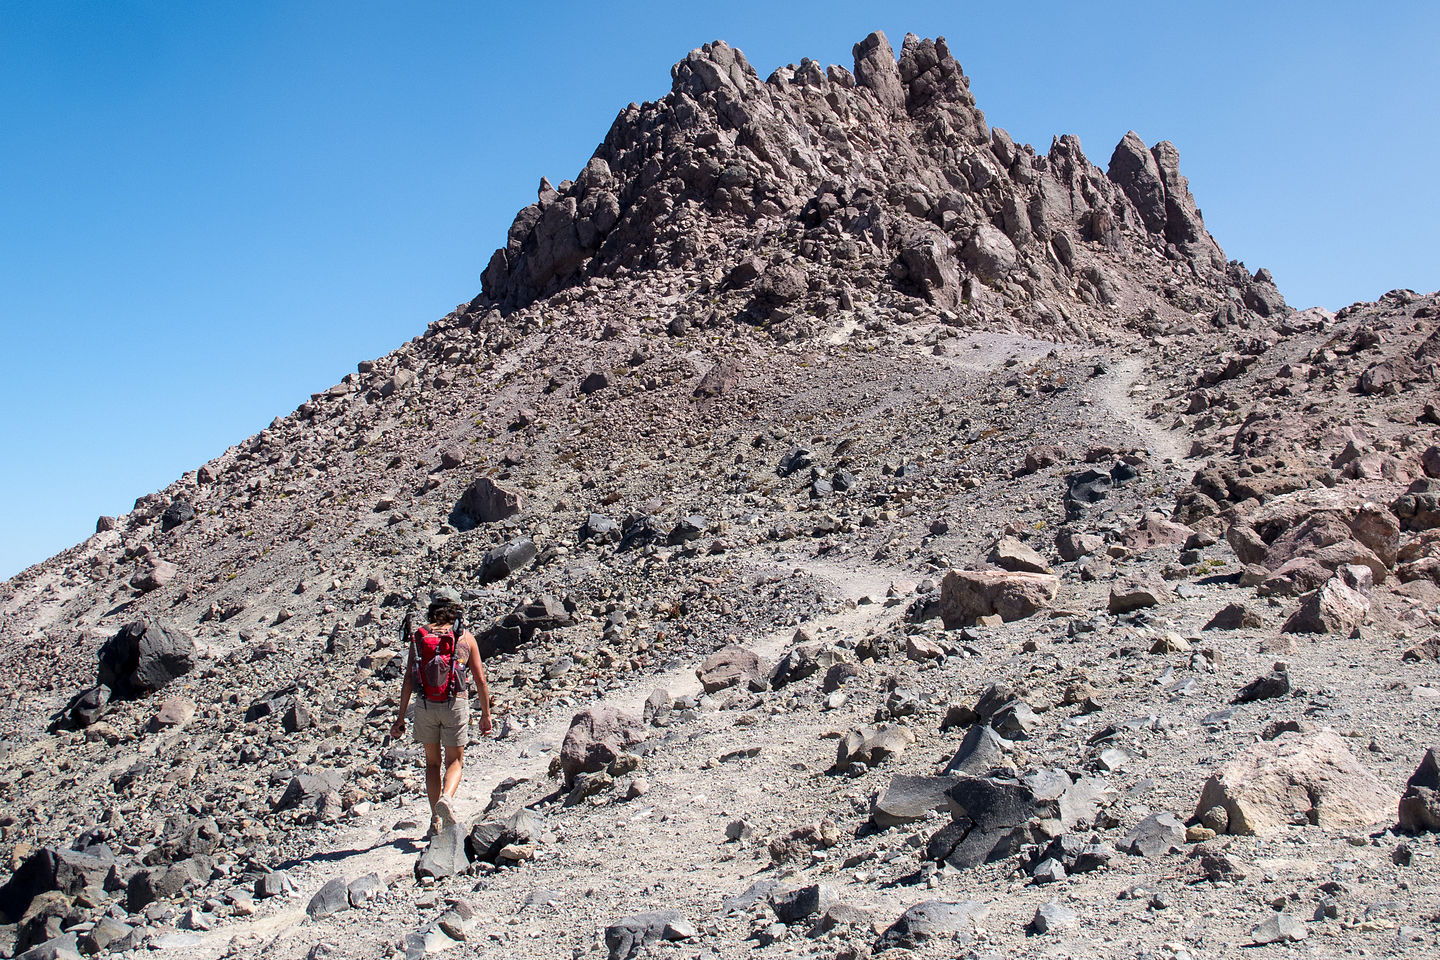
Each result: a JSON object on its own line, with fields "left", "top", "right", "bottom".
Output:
{"left": 1195, "top": 729, "right": 1397, "bottom": 836}
{"left": 875, "top": 899, "right": 990, "bottom": 949}
{"left": 872, "top": 774, "right": 961, "bottom": 828}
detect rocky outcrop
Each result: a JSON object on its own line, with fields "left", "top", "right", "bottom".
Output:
{"left": 475, "top": 29, "right": 1254, "bottom": 340}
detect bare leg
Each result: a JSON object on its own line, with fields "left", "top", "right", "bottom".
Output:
{"left": 422, "top": 741, "right": 443, "bottom": 820}
{"left": 442, "top": 745, "right": 465, "bottom": 798}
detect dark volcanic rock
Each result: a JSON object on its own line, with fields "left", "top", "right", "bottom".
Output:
{"left": 96, "top": 621, "right": 196, "bottom": 699}
{"left": 480, "top": 537, "right": 538, "bottom": 583}
{"left": 1398, "top": 748, "right": 1440, "bottom": 833}
{"left": 604, "top": 910, "right": 694, "bottom": 960}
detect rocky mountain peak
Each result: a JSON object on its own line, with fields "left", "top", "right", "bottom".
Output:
{"left": 479, "top": 29, "right": 1280, "bottom": 336}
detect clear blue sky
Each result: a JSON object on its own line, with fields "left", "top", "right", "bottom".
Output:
{"left": 2, "top": 1, "right": 1437, "bottom": 581}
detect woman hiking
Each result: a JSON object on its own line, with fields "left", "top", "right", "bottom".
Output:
{"left": 390, "top": 593, "right": 493, "bottom": 837}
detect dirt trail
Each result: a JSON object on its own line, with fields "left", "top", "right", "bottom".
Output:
{"left": 183, "top": 550, "right": 914, "bottom": 957}
{"left": 1095, "top": 350, "right": 1190, "bottom": 464}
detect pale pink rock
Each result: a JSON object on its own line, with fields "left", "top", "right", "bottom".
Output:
{"left": 1195, "top": 730, "right": 1397, "bottom": 836}
{"left": 939, "top": 569, "right": 1058, "bottom": 626}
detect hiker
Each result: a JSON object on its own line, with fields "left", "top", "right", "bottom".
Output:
{"left": 390, "top": 594, "right": 493, "bottom": 836}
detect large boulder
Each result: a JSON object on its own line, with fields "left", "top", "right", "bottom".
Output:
{"left": 939, "top": 569, "right": 1058, "bottom": 626}
{"left": 926, "top": 775, "right": 1056, "bottom": 870}
{"left": 695, "top": 645, "right": 766, "bottom": 694}
{"left": 559, "top": 706, "right": 645, "bottom": 786}
{"left": 1398, "top": 748, "right": 1440, "bottom": 833}
{"left": 1282, "top": 566, "right": 1371, "bottom": 635}
{"left": 456, "top": 477, "right": 524, "bottom": 526}
{"left": 834, "top": 724, "right": 916, "bottom": 772}
{"left": 960, "top": 223, "right": 1017, "bottom": 281}
{"left": 96, "top": 621, "right": 196, "bottom": 698}
{"left": 0, "top": 847, "right": 113, "bottom": 924}
{"left": 1194, "top": 730, "right": 1397, "bottom": 836}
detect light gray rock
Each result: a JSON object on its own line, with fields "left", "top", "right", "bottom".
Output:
{"left": 306, "top": 878, "right": 349, "bottom": 918}
{"left": 835, "top": 723, "right": 915, "bottom": 771}
{"left": 347, "top": 873, "right": 383, "bottom": 908}
{"left": 1250, "top": 913, "right": 1306, "bottom": 944}
{"left": 872, "top": 775, "right": 960, "bottom": 828}
{"left": 414, "top": 822, "right": 469, "bottom": 881}
{"left": 1120, "top": 812, "right": 1186, "bottom": 858}
{"left": 1030, "top": 901, "right": 1078, "bottom": 934}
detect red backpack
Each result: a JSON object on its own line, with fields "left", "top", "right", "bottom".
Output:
{"left": 407, "top": 614, "right": 465, "bottom": 703}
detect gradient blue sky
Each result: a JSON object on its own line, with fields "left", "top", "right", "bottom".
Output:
{"left": 2, "top": 1, "right": 1437, "bottom": 580}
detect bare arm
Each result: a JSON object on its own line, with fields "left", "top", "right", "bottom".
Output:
{"left": 389, "top": 642, "right": 415, "bottom": 739}
{"left": 464, "top": 631, "right": 492, "bottom": 734}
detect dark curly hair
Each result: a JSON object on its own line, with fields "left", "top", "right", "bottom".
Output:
{"left": 427, "top": 597, "right": 462, "bottom": 627}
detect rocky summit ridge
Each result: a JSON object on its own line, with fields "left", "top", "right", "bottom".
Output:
{"left": 2, "top": 29, "right": 1439, "bottom": 960}
{"left": 480, "top": 30, "right": 1279, "bottom": 337}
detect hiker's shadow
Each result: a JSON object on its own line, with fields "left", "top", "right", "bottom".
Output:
{"left": 270, "top": 835, "right": 423, "bottom": 872}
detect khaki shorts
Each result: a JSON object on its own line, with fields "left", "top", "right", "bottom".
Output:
{"left": 411, "top": 696, "right": 470, "bottom": 747}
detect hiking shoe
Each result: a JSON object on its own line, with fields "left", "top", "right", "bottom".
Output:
{"left": 425, "top": 817, "right": 440, "bottom": 839}
{"left": 434, "top": 797, "right": 456, "bottom": 826}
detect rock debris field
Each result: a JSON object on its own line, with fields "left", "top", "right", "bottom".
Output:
{"left": 2, "top": 28, "right": 1439, "bottom": 960}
